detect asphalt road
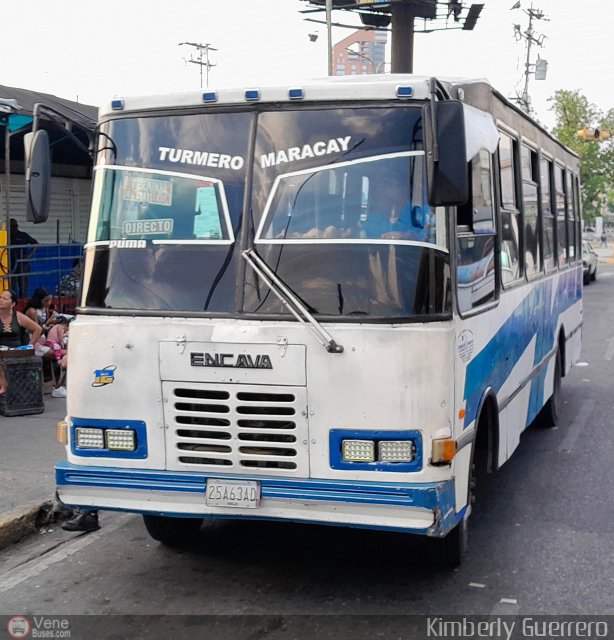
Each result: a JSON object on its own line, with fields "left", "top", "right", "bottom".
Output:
{"left": 1, "top": 264, "right": 613, "bottom": 633}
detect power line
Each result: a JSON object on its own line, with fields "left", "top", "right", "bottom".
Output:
{"left": 511, "top": 3, "right": 548, "bottom": 114}
{"left": 178, "top": 42, "right": 218, "bottom": 88}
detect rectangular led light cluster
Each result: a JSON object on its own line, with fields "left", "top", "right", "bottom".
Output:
{"left": 75, "top": 427, "right": 137, "bottom": 451}
{"left": 341, "top": 438, "right": 416, "bottom": 463}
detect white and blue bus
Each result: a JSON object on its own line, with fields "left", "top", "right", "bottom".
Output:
{"left": 30, "top": 75, "right": 581, "bottom": 565}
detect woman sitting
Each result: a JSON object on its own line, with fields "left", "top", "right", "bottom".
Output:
{"left": 0, "top": 289, "right": 42, "bottom": 348}
{"left": 24, "top": 287, "right": 58, "bottom": 332}
{"left": 24, "top": 287, "right": 65, "bottom": 397}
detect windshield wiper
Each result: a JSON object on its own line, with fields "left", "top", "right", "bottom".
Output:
{"left": 242, "top": 248, "right": 344, "bottom": 354}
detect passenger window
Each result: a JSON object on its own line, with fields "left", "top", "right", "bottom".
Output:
{"left": 566, "top": 171, "right": 576, "bottom": 262}
{"left": 555, "top": 166, "right": 567, "bottom": 266}
{"left": 472, "top": 150, "right": 495, "bottom": 232}
{"left": 499, "top": 133, "right": 516, "bottom": 210}
{"left": 521, "top": 145, "right": 540, "bottom": 278}
{"left": 540, "top": 158, "right": 556, "bottom": 272}
{"left": 457, "top": 235, "right": 496, "bottom": 313}
{"left": 501, "top": 210, "right": 521, "bottom": 284}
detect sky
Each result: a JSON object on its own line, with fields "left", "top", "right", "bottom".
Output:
{"left": 1, "top": 0, "right": 612, "bottom": 131}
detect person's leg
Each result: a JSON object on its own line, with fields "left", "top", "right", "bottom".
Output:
{"left": 61, "top": 510, "right": 100, "bottom": 532}
{"left": 51, "top": 358, "right": 67, "bottom": 397}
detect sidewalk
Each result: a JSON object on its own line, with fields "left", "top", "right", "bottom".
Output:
{"left": 594, "top": 246, "right": 614, "bottom": 263}
{"left": 0, "top": 395, "right": 67, "bottom": 548}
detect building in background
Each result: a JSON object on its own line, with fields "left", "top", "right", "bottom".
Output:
{"left": 333, "top": 30, "right": 387, "bottom": 76}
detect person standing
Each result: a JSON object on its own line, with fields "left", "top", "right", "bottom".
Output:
{"left": 9, "top": 219, "right": 39, "bottom": 300}
{"left": 600, "top": 231, "right": 608, "bottom": 248}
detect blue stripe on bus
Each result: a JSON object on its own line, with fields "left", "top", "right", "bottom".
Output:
{"left": 56, "top": 462, "right": 456, "bottom": 524}
{"left": 464, "top": 270, "right": 581, "bottom": 428}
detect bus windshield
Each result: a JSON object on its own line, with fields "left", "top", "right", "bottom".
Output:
{"left": 83, "top": 105, "right": 451, "bottom": 319}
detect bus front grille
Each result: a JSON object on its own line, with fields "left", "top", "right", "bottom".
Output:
{"left": 162, "top": 382, "right": 309, "bottom": 476}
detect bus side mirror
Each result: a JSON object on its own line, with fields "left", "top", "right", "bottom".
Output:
{"left": 422, "top": 101, "right": 468, "bottom": 207}
{"left": 24, "top": 130, "right": 51, "bottom": 223}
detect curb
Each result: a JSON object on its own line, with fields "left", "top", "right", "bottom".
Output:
{"left": 0, "top": 500, "right": 56, "bottom": 550}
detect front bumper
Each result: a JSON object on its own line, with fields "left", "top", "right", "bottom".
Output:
{"left": 56, "top": 462, "right": 462, "bottom": 537}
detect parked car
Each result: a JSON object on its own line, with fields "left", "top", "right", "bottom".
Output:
{"left": 582, "top": 241, "right": 598, "bottom": 285}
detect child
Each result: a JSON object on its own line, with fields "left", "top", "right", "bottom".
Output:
{"left": 45, "top": 316, "right": 70, "bottom": 397}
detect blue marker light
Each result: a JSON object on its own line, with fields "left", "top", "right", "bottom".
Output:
{"left": 245, "top": 89, "right": 260, "bottom": 102}
{"left": 396, "top": 86, "right": 414, "bottom": 99}
{"left": 111, "top": 99, "right": 125, "bottom": 110}
{"left": 288, "top": 88, "right": 304, "bottom": 100}
{"left": 202, "top": 91, "right": 218, "bottom": 103}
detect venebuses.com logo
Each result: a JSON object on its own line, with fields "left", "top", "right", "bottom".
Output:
{"left": 6, "top": 616, "right": 71, "bottom": 639}
{"left": 7, "top": 617, "right": 30, "bottom": 639}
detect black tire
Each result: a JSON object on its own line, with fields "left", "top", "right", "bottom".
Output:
{"left": 435, "top": 512, "right": 469, "bottom": 568}
{"left": 583, "top": 271, "right": 590, "bottom": 285}
{"left": 538, "top": 349, "right": 562, "bottom": 427}
{"left": 591, "top": 266, "right": 597, "bottom": 281}
{"left": 431, "top": 456, "right": 476, "bottom": 568}
{"left": 142, "top": 515, "right": 203, "bottom": 547}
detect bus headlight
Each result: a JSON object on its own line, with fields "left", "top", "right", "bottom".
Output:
{"left": 75, "top": 427, "right": 105, "bottom": 449}
{"left": 105, "top": 429, "right": 137, "bottom": 451}
{"left": 342, "top": 439, "right": 376, "bottom": 462}
{"left": 378, "top": 440, "right": 416, "bottom": 462}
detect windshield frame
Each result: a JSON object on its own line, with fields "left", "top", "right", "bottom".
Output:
{"left": 86, "top": 164, "right": 236, "bottom": 248}
{"left": 254, "top": 150, "right": 447, "bottom": 252}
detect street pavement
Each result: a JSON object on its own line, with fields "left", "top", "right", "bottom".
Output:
{"left": 0, "top": 394, "right": 67, "bottom": 547}
{"left": 594, "top": 244, "right": 614, "bottom": 263}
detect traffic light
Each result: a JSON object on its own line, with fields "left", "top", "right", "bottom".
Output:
{"left": 576, "top": 127, "right": 611, "bottom": 141}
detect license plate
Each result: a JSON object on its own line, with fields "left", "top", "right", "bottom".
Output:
{"left": 205, "top": 479, "right": 261, "bottom": 509}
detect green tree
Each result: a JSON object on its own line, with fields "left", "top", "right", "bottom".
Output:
{"left": 548, "top": 90, "right": 614, "bottom": 223}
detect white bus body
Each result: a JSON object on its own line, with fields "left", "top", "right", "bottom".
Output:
{"left": 54, "top": 75, "right": 582, "bottom": 564}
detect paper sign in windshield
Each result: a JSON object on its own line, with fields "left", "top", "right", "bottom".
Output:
{"left": 194, "top": 185, "right": 223, "bottom": 239}
{"left": 123, "top": 176, "right": 173, "bottom": 206}
{"left": 122, "top": 219, "right": 174, "bottom": 236}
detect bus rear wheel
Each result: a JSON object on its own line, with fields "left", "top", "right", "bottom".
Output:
{"left": 142, "top": 515, "right": 203, "bottom": 547}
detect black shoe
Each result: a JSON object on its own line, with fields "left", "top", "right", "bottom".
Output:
{"left": 61, "top": 512, "right": 100, "bottom": 532}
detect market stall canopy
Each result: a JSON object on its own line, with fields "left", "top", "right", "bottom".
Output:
{"left": 0, "top": 84, "right": 97, "bottom": 178}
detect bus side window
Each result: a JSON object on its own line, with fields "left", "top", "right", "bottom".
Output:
{"left": 456, "top": 235, "right": 496, "bottom": 313}
{"left": 565, "top": 171, "right": 576, "bottom": 262}
{"left": 554, "top": 165, "right": 567, "bottom": 267}
{"left": 457, "top": 150, "right": 494, "bottom": 232}
{"left": 540, "top": 157, "right": 556, "bottom": 272}
{"left": 521, "top": 144, "right": 540, "bottom": 278}
{"left": 456, "top": 150, "right": 497, "bottom": 314}
{"left": 498, "top": 132, "right": 521, "bottom": 285}
{"left": 573, "top": 175, "right": 582, "bottom": 261}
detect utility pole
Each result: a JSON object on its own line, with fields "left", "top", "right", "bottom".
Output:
{"left": 178, "top": 42, "right": 218, "bottom": 88}
{"left": 391, "top": 2, "right": 416, "bottom": 73}
{"left": 513, "top": 4, "right": 548, "bottom": 114}
{"left": 302, "top": 1, "right": 483, "bottom": 76}
{"left": 326, "top": 0, "right": 333, "bottom": 75}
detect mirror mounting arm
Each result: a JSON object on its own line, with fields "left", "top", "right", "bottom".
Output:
{"left": 32, "top": 103, "right": 95, "bottom": 159}
{"left": 428, "top": 78, "right": 440, "bottom": 164}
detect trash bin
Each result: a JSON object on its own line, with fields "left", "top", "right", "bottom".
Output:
{"left": 0, "top": 352, "right": 44, "bottom": 416}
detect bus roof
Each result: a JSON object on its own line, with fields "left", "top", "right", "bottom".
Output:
{"left": 99, "top": 74, "right": 482, "bottom": 117}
